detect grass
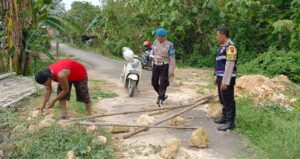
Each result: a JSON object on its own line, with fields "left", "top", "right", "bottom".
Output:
{"left": 0, "top": 108, "right": 19, "bottom": 129}
{"left": 0, "top": 79, "right": 119, "bottom": 158}
{"left": 2, "top": 122, "right": 115, "bottom": 159}
{"left": 236, "top": 98, "right": 300, "bottom": 159}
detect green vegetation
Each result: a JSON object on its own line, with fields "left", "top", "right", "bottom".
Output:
{"left": 240, "top": 49, "right": 300, "bottom": 83}
{"left": 62, "top": 0, "right": 300, "bottom": 83}
{"left": 0, "top": 80, "right": 119, "bottom": 159}
{"left": 236, "top": 98, "right": 300, "bottom": 159}
{"left": 0, "top": 0, "right": 80, "bottom": 75}
{"left": 0, "top": 108, "right": 19, "bottom": 129}
{"left": 5, "top": 124, "right": 115, "bottom": 159}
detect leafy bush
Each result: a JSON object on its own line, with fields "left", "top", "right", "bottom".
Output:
{"left": 240, "top": 49, "right": 300, "bottom": 83}
{"left": 5, "top": 124, "right": 115, "bottom": 159}
{"left": 186, "top": 53, "right": 215, "bottom": 68}
{"left": 66, "top": 0, "right": 300, "bottom": 68}
{"left": 185, "top": 46, "right": 259, "bottom": 68}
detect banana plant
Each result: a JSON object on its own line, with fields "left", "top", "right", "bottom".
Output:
{"left": 0, "top": 0, "right": 82, "bottom": 75}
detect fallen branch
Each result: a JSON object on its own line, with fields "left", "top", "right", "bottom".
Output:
{"left": 69, "top": 94, "right": 216, "bottom": 121}
{"left": 78, "top": 121, "right": 198, "bottom": 130}
{"left": 0, "top": 72, "right": 15, "bottom": 80}
{"left": 1, "top": 90, "right": 36, "bottom": 108}
{"left": 123, "top": 98, "right": 211, "bottom": 139}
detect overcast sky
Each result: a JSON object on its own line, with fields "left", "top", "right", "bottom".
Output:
{"left": 62, "top": 0, "right": 101, "bottom": 10}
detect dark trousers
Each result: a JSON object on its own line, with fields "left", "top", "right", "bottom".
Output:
{"left": 152, "top": 64, "right": 169, "bottom": 100}
{"left": 217, "top": 76, "right": 236, "bottom": 123}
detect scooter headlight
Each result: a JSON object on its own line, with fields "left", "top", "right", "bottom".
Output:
{"left": 131, "top": 59, "right": 140, "bottom": 69}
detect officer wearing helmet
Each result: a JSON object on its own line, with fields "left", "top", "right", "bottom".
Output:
{"left": 150, "top": 28, "right": 175, "bottom": 107}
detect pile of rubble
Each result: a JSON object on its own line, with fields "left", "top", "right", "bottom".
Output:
{"left": 235, "top": 75, "right": 298, "bottom": 107}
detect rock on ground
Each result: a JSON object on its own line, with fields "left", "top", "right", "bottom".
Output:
{"left": 86, "top": 124, "right": 97, "bottom": 132}
{"left": 67, "top": 150, "right": 76, "bottom": 159}
{"left": 39, "top": 118, "right": 55, "bottom": 128}
{"left": 27, "top": 124, "right": 38, "bottom": 133}
{"left": 92, "top": 135, "right": 107, "bottom": 144}
{"left": 109, "top": 126, "right": 130, "bottom": 133}
{"left": 0, "top": 149, "right": 4, "bottom": 158}
{"left": 190, "top": 128, "right": 209, "bottom": 148}
{"left": 57, "top": 120, "right": 72, "bottom": 128}
{"left": 207, "top": 103, "right": 222, "bottom": 119}
{"left": 136, "top": 114, "right": 154, "bottom": 125}
{"left": 159, "top": 138, "right": 181, "bottom": 159}
{"left": 169, "top": 116, "right": 186, "bottom": 126}
{"left": 30, "top": 110, "right": 40, "bottom": 118}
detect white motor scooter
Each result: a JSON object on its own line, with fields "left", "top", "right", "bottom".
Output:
{"left": 120, "top": 47, "right": 142, "bottom": 97}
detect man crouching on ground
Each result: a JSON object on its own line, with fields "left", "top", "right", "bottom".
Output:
{"left": 35, "top": 59, "right": 91, "bottom": 119}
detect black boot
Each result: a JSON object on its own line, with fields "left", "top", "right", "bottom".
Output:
{"left": 214, "top": 117, "right": 226, "bottom": 124}
{"left": 217, "top": 122, "right": 235, "bottom": 131}
{"left": 156, "top": 97, "right": 160, "bottom": 105}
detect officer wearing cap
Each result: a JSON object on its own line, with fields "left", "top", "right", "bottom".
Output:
{"left": 150, "top": 28, "right": 175, "bottom": 107}
{"left": 214, "top": 27, "right": 238, "bottom": 131}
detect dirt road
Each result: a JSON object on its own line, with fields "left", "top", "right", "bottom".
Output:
{"left": 59, "top": 43, "right": 248, "bottom": 159}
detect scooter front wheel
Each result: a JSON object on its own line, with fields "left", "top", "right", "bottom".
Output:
{"left": 128, "top": 79, "right": 137, "bottom": 97}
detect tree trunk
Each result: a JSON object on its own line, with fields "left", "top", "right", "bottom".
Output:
{"left": 0, "top": 51, "right": 4, "bottom": 72}
{"left": 5, "top": 0, "right": 33, "bottom": 75}
{"left": 6, "top": 0, "right": 23, "bottom": 74}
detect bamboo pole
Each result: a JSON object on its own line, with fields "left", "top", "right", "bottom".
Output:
{"left": 69, "top": 94, "right": 216, "bottom": 121}
{"left": 147, "top": 109, "right": 174, "bottom": 116}
{"left": 78, "top": 121, "right": 198, "bottom": 130}
{"left": 123, "top": 99, "right": 211, "bottom": 139}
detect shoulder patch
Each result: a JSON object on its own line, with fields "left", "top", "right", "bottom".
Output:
{"left": 168, "top": 44, "right": 175, "bottom": 56}
{"left": 226, "top": 45, "right": 237, "bottom": 61}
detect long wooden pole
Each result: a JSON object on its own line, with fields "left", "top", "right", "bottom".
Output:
{"left": 69, "top": 94, "right": 216, "bottom": 121}
{"left": 123, "top": 99, "right": 211, "bottom": 139}
{"left": 147, "top": 109, "right": 174, "bottom": 116}
{"left": 78, "top": 121, "right": 198, "bottom": 130}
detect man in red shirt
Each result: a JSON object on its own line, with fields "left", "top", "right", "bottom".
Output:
{"left": 35, "top": 59, "right": 91, "bottom": 119}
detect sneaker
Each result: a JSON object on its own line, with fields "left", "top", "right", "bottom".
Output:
{"left": 158, "top": 99, "right": 164, "bottom": 107}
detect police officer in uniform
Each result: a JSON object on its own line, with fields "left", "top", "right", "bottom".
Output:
{"left": 214, "top": 27, "right": 238, "bottom": 131}
{"left": 150, "top": 28, "right": 175, "bottom": 107}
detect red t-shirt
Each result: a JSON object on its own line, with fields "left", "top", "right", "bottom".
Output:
{"left": 48, "top": 59, "right": 87, "bottom": 82}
